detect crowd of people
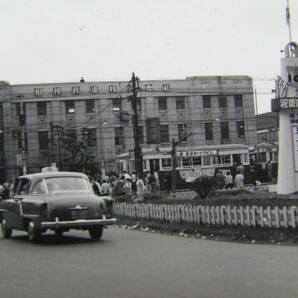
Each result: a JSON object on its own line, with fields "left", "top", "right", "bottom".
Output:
{"left": 90, "top": 170, "right": 160, "bottom": 202}
{"left": 0, "top": 181, "right": 12, "bottom": 200}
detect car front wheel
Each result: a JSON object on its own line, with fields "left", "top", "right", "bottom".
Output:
{"left": 88, "top": 226, "right": 103, "bottom": 241}
{"left": 1, "top": 219, "right": 12, "bottom": 239}
{"left": 28, "top": 221, "right": 41, "bottom": 242}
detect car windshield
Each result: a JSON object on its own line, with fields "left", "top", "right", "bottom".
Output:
{"left": 44, "top": 177, "right": 93, "bottom": 193}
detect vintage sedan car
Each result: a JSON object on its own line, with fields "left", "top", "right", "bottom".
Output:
{"left": 0, "top": 171, "right": 117, "bottom": 242}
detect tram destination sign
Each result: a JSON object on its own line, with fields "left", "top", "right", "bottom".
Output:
{"left": 176, "top": 149, "right": 218, "bottom": 157}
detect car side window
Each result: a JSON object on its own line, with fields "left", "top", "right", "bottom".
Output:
{"left": 18, "top": 179, "right": 31, "bottom": 195}
{"left": 32, "top": 180, "right": 46, "bottom": 195}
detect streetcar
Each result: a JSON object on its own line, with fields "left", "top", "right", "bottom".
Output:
{"left": 116, "top": 144, "right": 251, "bottom": 190}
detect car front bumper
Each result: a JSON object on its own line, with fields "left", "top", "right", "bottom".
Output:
{"left": 40, "top": 216, "right": 117, "bottom": 229}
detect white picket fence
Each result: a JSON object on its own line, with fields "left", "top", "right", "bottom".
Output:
{"left": 113, "top": 203, "right": 298, "bottom": 228}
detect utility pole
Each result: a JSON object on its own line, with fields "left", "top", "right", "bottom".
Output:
{"left": 171, "top": 139, "right": 177, "bottom": 193}
{"left": 50, "top": 122, "right": 54, "bottom": 164}
{"left": 170, "top": 133, "right": 191, "bottom": 193}
{"left": 17, "top": 95, "right": 27, "bottom": 175}
{"left": 130, "top": 72, "right": 143, "bottom": 177}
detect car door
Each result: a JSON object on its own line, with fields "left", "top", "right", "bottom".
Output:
{"left": 4, "top": 178, "right": 31, "bottom": 230}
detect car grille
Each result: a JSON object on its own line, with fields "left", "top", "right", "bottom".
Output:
{"left": 50, "top": 206, "right": 101, "bottom": 221}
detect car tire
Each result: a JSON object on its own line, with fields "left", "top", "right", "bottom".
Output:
{"left": 54, "top": 230, "right": 63, "bottom": 237}
{"left": 88, "top": 226, "right": 103, "bottom": 241}
{"left": 28, "top": 221, "right": 41, "bottom": 242}
{"left": 1, "top": 219, "right": 12, "bottom": 239}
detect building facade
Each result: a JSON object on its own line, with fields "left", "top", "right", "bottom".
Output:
{"left": 0, "top": 75, "right": 256, "bottom": 182}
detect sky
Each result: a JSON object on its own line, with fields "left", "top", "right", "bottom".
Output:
{"left": 0, "top": 0, "right": 297, "bottom": 114}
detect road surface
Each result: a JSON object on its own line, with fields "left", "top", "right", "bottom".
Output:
{"left": 0, "top": 226, "right": 297, "bottom": 298}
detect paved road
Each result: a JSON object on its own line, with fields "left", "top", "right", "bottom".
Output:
{"left": 0, "top": 226, "right": 297, "bottom": 298}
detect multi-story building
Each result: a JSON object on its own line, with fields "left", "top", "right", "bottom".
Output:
{"left": 0, "top": 75, "right": 256, "bottom": 181}
{"left": 256, "top": 112, "right": 279, "bottom": 144}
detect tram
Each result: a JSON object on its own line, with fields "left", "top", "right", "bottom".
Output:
{"left": 248, "top": 142, "right": 278, "bottom": 183}
{"left": 117, "top": 144, "right": 251, "bottom": 190}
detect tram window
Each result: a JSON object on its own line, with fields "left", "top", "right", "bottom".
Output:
{"left": 244, "top": 153, "right": 248, "bottom": 164}
{"left": 193, "top": 156, "right": 202, "bottom": 166}
{"left": 213, "top": 156, "right": 220, "bottom": 165}
{"left": 203, "top": 156, "right": 211, "bottom": 166}
{"left": 162, "top": 158, "right": 172, "bottom": 168}
{"left": 256, "top": 152, "right": 266, "bottom": 163}
{"left": 273, "top": 152, "right": 278, "bottom": 162}
{"left": 221, "top": 154, "right": 231, "bottom": 164}
{"left": 182, "top": 157, "right": 191, "bottom": 167}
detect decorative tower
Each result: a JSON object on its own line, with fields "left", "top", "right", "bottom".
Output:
{"left": 274, "top": 42, "right": 298, "bottom": 194}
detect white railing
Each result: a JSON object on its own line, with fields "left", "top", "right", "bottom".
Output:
{"left": 113, "top": 203, "right": 298, "bottom": 228}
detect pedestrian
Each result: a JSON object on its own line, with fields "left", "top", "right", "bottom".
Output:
{"left": 225, "top": 171, "right": 234, "bottom": 189}
{"left": 101, "top": 180, "right": 112, "bottom": 195}
{"left": 153, "top": 170, "right": 160, "bottom": 191}
{"left": 136, "top": 175, "right": 146, "bottom": 202}
{"left": 123, "top": 178, "right": 132, "bottom": 195}
{"left": 148, "top": 171, "right": 157, "bottom": 192}
{"left": 91, "top": 178, "right": 101, "bottom": 195}
{"left": 113, "top": 176, "right": 125, "bottom": 197}
{"left": 234, "top": 170, "right": 244, "bottom": 189}
{"left": 214, "top": 170, "right": 225, "bottom": 189}
{"left": 131, "top": 171, "right": 137, "bottom": 193}
{"left": 0, "top": 183, "right": 4, "bottom": 199}
{"left": 266, "top": 161, "right": 273, "bottom": 182}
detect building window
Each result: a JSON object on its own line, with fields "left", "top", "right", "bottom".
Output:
{"left": 87, "top": 128, "right": 97, "bottom": 147}
{"left": 137, "top": 126, "right": 144, "bottom": 144}
{"left": 158, "top": 97, "right": 167, "bottom": 110}
{"left": 234, "top": 95, "right": 243, "bottom": 107}
{"left": 112, "top": 98, "right": 122, "bottom": 111}
{"left": 38, "top": 131, "right": 49, "bottom": 150}
{"left": 236, "top": 121, "right": 245, "bottom": 137}
{"left": 218, "top": 96, "right": 227, "bottom": 108}
{"left": 85, "top": 100, "right": 95, "bottom": 113}
{"left": 146, "top": 118, "right": 160, "bottom": 144}
{"left": 65, "top": 101, "right": 75, "bottom": 114}
{"left": 145, "top": 84, "right": 153, "bottom": 91}
{"left": 220, "top": 122, "right": 229, "bottom": 139}
{"left": 72, "top": 86, "right": 80, "bottom": 95}
{"left": 176, "top": 97, "right": 185, "bottom": 109}
{"left": 205, "top": 122, "right": 213, "bottom": 140}
{"left": 160, "top": 125, "right": 169, "bottom": 143}
{"left": 178, "top": 124, "right": 188, "bottom": 142}
{"left": 34, "top": 88, "right": 42, "bottom": 97}
{"left": 162, "top": 84, "right": 170, "bottom": 92}
{"left": 109, "top": 85, "right": 117, "bottom": 93}
{"left": 114, "top": 127, "right": 124, "bottom": 145}
{"left": 37, "top": 102, "right": 47, "bottom": 116}
{"left": 53, "top": 87, "right": 61, "bottom": 96}
{"left": 90, "top": 86, "right": 99, "bottom": 94}
{"left": 203, "top": 95, "right": 211, "bottom": 108}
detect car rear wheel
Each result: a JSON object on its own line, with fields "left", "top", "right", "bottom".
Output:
{"left": 54, "top": 230, "right": 63, "bottom": 237}
{"left": 1, "top": 219, "right": 12, "bottom": 239}
{"left": 28, "top": 221, "right": 41, "bottom": 242}
{"left": 88, "top": 226, "right": 103, "bottom": 241}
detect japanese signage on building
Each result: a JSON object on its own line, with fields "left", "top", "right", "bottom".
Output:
{"left": 292, "top": 126, "right": 298, "bottom": 171}
{"left": 279, "top": 97, "right": 298, "bottom": 109}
